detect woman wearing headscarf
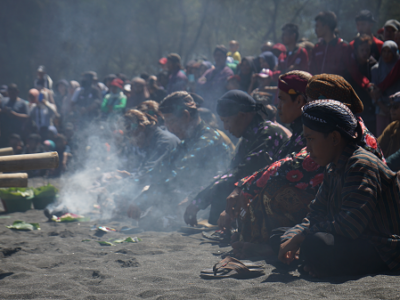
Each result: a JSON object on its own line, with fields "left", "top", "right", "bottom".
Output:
{"left": 371, "top": 41, "right": 400, "bottom": 135}
{"left": 279, "top": 100, "right": 400, "bottom": 277}
{"left": 227, "top": 74, "right": 385, "bottom": 259}
{"left": 126, "top": 77, "right": 150, "bottom": 109}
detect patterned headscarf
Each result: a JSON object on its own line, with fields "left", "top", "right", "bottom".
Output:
{"left": 306, "top": 74, "right": 364, "bottom": 114}
{"left": 278, "top": 70, "right": 312, "bottom": 95}
{"left": 302, "top": 100, "right": 359, "bottom": 139}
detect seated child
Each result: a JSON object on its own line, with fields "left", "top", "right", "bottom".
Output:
{"left": 279, "top": 100, "right": 400, "bottom": 277}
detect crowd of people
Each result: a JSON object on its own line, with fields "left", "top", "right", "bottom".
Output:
{"left": 2, "top": 9, "right": 400, "bottom": 278}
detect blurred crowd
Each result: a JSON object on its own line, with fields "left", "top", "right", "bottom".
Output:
{"left": 1, "top": 10, "right": 400, "bottom": 177}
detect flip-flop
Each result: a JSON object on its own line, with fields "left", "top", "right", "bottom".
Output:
{"left": 200, "top": 256, "right": 264, "bottom": 274}
{"left": 200, "top": 257, "right": 264, "bottom": 279}
{"left": 202, "top": 230, "right": 231, "bottom": 242}
{"left": 180, "top": 224, "right": 217, "bottom": 234}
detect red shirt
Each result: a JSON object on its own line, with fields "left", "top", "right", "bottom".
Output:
{"left": 309, "top": 37, "right": 350, "bottom": 76}
{"left": 350, "top": 36, "right": 384, "bottom": 60}
{"left": 278, "top": 47, "right": 309, "bottom": 73}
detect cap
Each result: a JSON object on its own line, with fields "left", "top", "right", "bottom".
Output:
{"left": 272, "top": 43, "right": 287, "bottom": 53}
{"left": 110, "top": 78, "right": 124, "bottom": 89}
{"left": 355, "top": 10, "right": 375, "bottom": 23}
{"left": 159, "top": 57, "right": 167, "bottom": 65}
{"left": 257, "top": 68, "right": 273, "bottom": 78}
{"left": 384, "top": 19, "right": 400, "bottom": 31}
{"left": 37, "top": 65, "right": 46, "bottom": 72}
{"left": 390, "top": 91, "right": 400, "bottom": 105}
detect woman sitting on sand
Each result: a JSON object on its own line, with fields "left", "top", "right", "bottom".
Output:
{"left": 222, "top": 75, "right": 385, "bottom": 259}
{"left": 279, "top": 100, "right": 400, "bottom": 277}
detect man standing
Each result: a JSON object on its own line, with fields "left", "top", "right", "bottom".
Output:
{"left": 383, "top": 19, "right": 400, "bottom": 42}
{"left": 197, "top": 45, "right": 234, "bottom": 112}
{"left": 279, "top": 23, "right": 309, "bottom": 73}
{"left": 349, "top": 10, "right": 383, "bottom": 60}
{"left": 309, "top": 11, "right": 349, "bottom": 76}
{"left": 0, "top": 84, "right": 29, "bottom": 147}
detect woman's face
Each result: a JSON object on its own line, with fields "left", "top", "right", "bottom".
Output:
{"left": 356, "top": 42, "right": 371, "bottom": 63}
{"left": 240, "top": 60, "right": 251, "bottom": 74}
{"left": 382, "top": 47, "right": 395, "bottom": 64}
{"left": 259, "top": 57, "right": 270, "bottom": 69}
{"left": 303, "top": 125, "right": 337, "bottom": 167}
{"left": 57, "top": 84, "right": 67, "bottom": 96}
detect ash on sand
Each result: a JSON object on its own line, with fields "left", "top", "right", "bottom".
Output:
{"left": 0, "top": 178, "right": 397, "bottom": 299}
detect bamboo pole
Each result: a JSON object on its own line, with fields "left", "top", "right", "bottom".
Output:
{"left": 0, "top": 147, "right": 13, "bottom": 156}
{"left": 0, "top": 152, "right": 59, "bottom": 173}
{"left": 0, "top": 173, "right": 28, "bottom": 187}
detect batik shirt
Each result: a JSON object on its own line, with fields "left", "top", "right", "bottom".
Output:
{"left": 193, "top": 115, "right": 289, "bottom": 210}
{"left": 236, "top": 116, "right": 305, "bottom": 196}
{"left": 282, "top": 144, "right": 400, "bottom": 270}
{"left": 134, "top": 121, "right": 233, "bottom": 210}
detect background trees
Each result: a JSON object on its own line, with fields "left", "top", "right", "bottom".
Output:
{"left": 0, "top": 0, "right": 398, "bottom": 95}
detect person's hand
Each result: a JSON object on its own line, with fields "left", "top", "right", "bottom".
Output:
{"left": 116, "top": 170, "right": 132, "bottom": 178}
{"left": 217, "top": 210, "right": 231, "bottom": 231}
{"left": 226, "top": 187, "right": 244, "bottom": 219}
{"left": 184, "top": 203, "right": 200, "bottom": 226}
{"left": 278, "top": 233, "right": 305, "bottom": 265}
{"left": 127, "top": 204, "right": 141, "bottom": 220}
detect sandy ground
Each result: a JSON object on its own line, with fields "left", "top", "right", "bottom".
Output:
{"left": 0, "top": 179, "right": 400, "bottom": 299}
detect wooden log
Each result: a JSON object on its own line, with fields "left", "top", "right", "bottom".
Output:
{"left": 0, "top": 173, "right": 28, "bottom": 187}
{"left": 0, "top": 152, "right": 59, "bottom": 173}
{"left": 0, "top": 147, "right": 13, "bottom": 156}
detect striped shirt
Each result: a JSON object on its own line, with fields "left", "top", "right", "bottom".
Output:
{"left": 282, "top": 143, "right": 400, "bottom": 270}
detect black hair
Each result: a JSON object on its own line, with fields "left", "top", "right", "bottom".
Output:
{"left": 282, "top": 23, "right": 299, "bottom": 41}
{"left": 8, "top": 83, "right": 18, "bottom": 92}
{"left": 28, "top": 133, "right": 42, "bottom": 142}
{"left": 315, "top": 11, "right": 337, "bottom": 32}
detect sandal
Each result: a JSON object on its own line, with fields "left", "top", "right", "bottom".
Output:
{"left": 200, "top": 256, "right": 264, "bottom": 279}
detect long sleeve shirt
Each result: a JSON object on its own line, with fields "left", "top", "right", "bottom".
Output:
{"left": 282, "top": 144, "right": 400, "bottom": 270}
{"left": 193, "top": 115, "right": 289, "bottom": 210}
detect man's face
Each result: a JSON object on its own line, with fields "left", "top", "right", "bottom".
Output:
{"left": 357, "top": 42, "right": 371, "bottom": 62}
{"left": 390, "top": 102, "right": 400, "bottom": 121}
{"left": 315, "top": 20, "right": 327, "bottom": 38}
{"left": 384, "top": 26, "right": 396, "bottom": 41}
{"left": 163, "top": 112, "right": 189, "bottom": 140}
{"left": 8, "top": 89, "right": 18, "bottom": 100}
{"left": 356, "top": 21, "right": 372, "bottom": 35}
{"left": 110, "top": 86, "right": 119, "bottom": 94}
{"left": 37, "top": 71, "right": 45, "bottom": 79}
{"left": 303, "top": 125, "right": 336, "bottom": 167}
{"left": 281, "top": 30, "right": 296, "bottom": 46}
{"left": 28, "top": 93, "right": 38, "bottom": 104}
{"left": 220, "top": 113, "right": 248, "bottom": 138}
{"left": 214, "top": 51, "right": 226, "bottom": 67}
{"left": 277, "top": 89, "right": 303, "bottom": 123}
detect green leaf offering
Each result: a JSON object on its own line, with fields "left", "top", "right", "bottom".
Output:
{"left": 111, "top": 237, "right": 141, "bottom": 244}
{"left": 6, "top": 220, "right": 41, "bottom": 231}
{"left": 81, "top": 239, "right": 91, "bottom": 242}
{"left": 98, "top": 241, "right": 115, "bottom": 246}
{"left": 125, "top": 237, "right": 141, "bottom": 243}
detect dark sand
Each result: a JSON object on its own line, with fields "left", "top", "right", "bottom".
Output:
{"left": 0, "top": 179, "right": 400, "bottom": 299}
